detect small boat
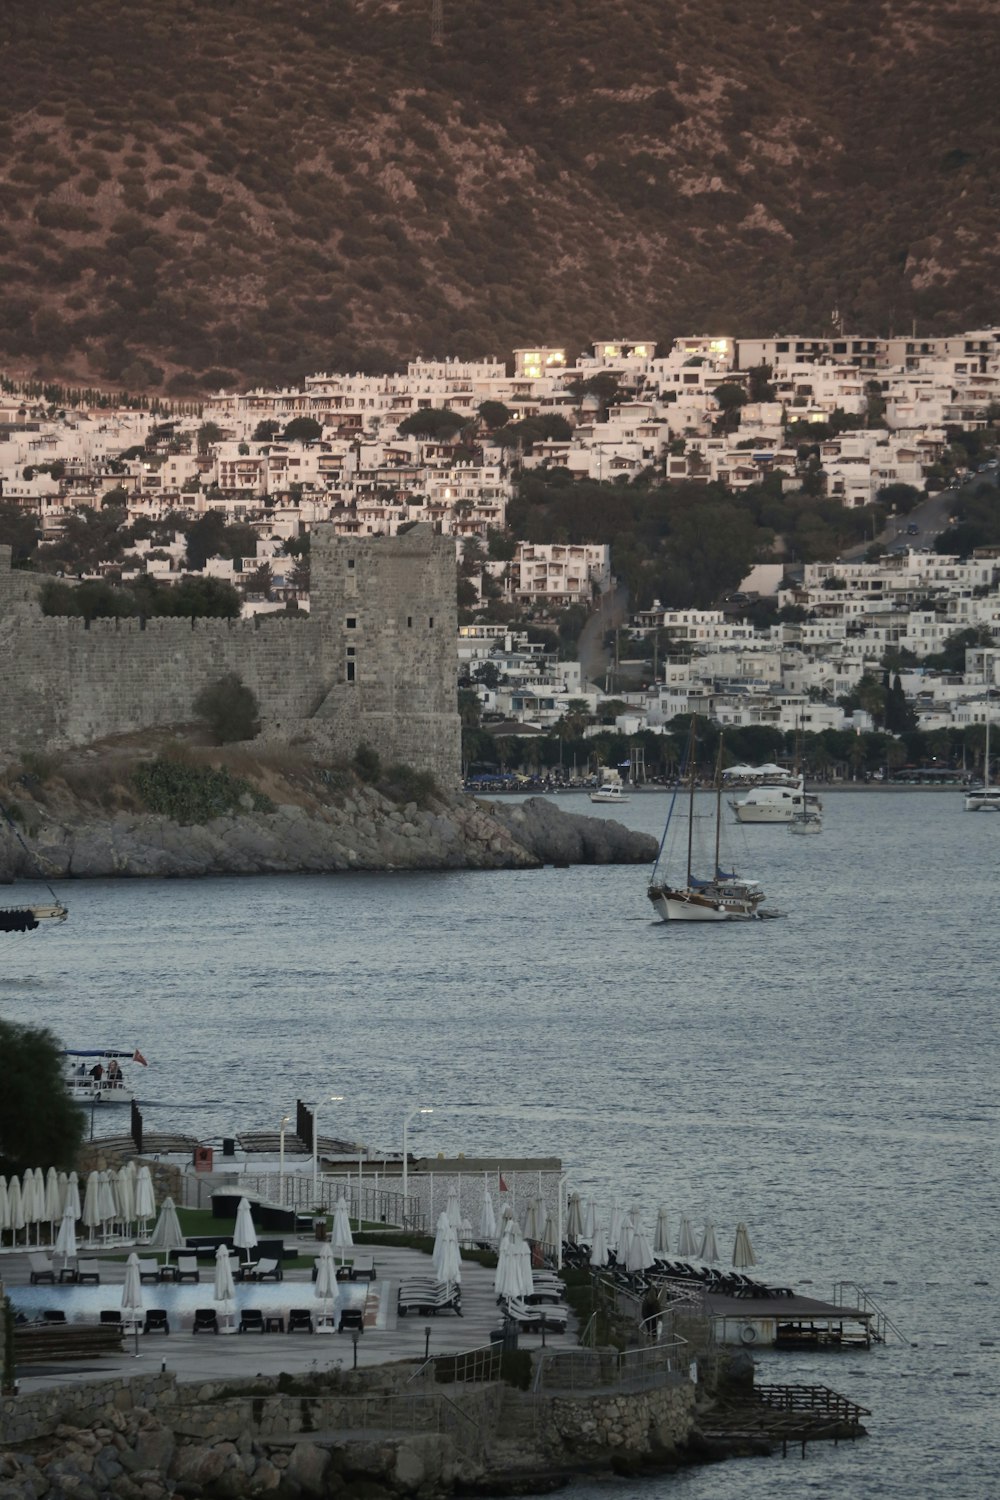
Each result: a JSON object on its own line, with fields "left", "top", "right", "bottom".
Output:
{"left": 965, "top": 703, "right": 999, "bottom": 810}
{"left": 731, "top": 776, "right": 822, "bottom": 825}
{"left": 1, "top": 799, "right": 69, "bottom": 929}
{"left": 787, "top": 723, "right": 823, "bottom": 834}
{"left": 63, "top": 1048, "right": 147, "bottom": 1104}
{"left": 589, "top": 769, "right": 630, "bottom": 804}
{"left": 648, "top": 719, "right": 769, "bottom": 922}
{"left": 788, "top": 807, "right": 823, "bottom": 835}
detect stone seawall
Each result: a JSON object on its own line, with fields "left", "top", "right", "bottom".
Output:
{"left": 0, "top": 1362, "right": 696, "bottom": 1500}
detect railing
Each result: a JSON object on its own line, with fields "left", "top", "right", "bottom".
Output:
{"left": 407, "top": 1341, "right": 503, "bottom": 1388}
{"left": 832, "top": 1281, "right": 909, "bottom": 1345}
{"left": 532, "top": 1337, "right": 688, "bottom": 1394}
{"left": 755, "top": 1383, "right": 872, "bottom": 1427}
{"left": 239, "top": 1172, "right": 425, "bottom": 1234}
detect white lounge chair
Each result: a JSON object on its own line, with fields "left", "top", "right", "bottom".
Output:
{"left": 29, "top": 1253, "right": 56, "bottom": 1284}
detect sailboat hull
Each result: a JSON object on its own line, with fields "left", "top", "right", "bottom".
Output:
{"left": 648, "top": 886, "right": 762, "bottom": 922}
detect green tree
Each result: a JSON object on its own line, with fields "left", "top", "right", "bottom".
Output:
{"left": 196, "top": 421, "right": 223, "bottom": 456}
{"left": 282, "top": 416, "right": 323, "bottom": 443}
{"left": 192, "top": 673, "right": 259, "bottom": 743}
{"left": 0, "top": 502, "right": 40, "bottom": 566}
{"left": 0, "top": 1021, "right": 84, "bottom": 1175}
{"left": 397, "top": 408, "right": 464, "bottom": 439}
{"left": 253, "top": 419, "right": 281, "bottom": 442}
{"left": 713, "top": 382, "right": 748, "bottom": 413}
{"left": 185, "top": 511, "right": 228, "bottom": 570}
{"left": 478, "top": 400, "right": 512, "bottom": 430}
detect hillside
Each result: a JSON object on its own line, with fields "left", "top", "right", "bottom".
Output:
{"left": 1, "top": 0, "right": 997, "bottom": 390}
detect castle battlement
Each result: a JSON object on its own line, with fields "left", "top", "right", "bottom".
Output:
{"left": 0, "top": 527, "right": 460, "bottom": 781}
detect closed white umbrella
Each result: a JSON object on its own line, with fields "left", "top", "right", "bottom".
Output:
{"left": 582, "top": 1197, "right": 597, "bottom": 1243}
{"left": 54, "top": 1205, "right": 78, "bottom": 1271}
{"left": 653, "top": 1205, "right": 670, "bottom": 1257}
{"left": 565, "top": 1191, "right": 584, "bottom": 1244}
{"left": 515, "top": 1238, "right": 534, "bottom": 1299}
{"left": 8, "top": 1175, "right": 24, "bottom": 1245}
{"left": 676, "top": 1215, "right": 698, "bottom": 1259}
{"left": 0, "top": 1178, "right": 9, "bottom": 1247}
{"left": 589, "top": 1225, "right": 609, "bottom": 1268}
{"left": 459, "top": 1218, "right": 474, "bottom": 1250}
{"left": 64, "top": 1171, "right": 81, "bottom": 1221}
{"left": 445, "top": 1184, "right": 462, "bottom": 1229}
{"left": 626, "top": 1228, "right": 656, "bottom": 1276}
{"left": 148, "top": 1195, "right": 185, "bottom": 1265}
{"left": 98, "top": 1170, "right": 118, "bottom": 1236}
{"left": 732, "top": 1223, "right": 757, "bottom": 1270}
{"left": 618, "top": 1219, "right": 634, "bottom": 1265}
{"left": 233, "top": 1197, "right": 258, "bottom": 1265}
{"left": 121, "top": 1251, "right": 144, "bottom": 1334}
{"left": 115, "top": 1168, "right": 135, "bottom": 1232}
{"left": 494, "top": 1233, "right": 521, "bottom": 1300}
{"left": 431, "top": 1210, "right": 451, "bottom": 1275}
{"left": 436, "top": 1223, "right": 461, "bottom": 1286}
{"left": 33, "top": 1168, "right": 46, "bottom": 1244}
{"left": 45, "top": 1167, "right": 61, "bottom": 1235}
{"left": 479, "top": 1183, "right": 497, "bottom": 1244}
{"left": 314, "top": 1241, "right": 337, "bottom": 1326}
{"left": 608, "top": 1200, "right": 623, "bottom": 1252}
{"left": 540, "top": 1212, "right": 558, "bottom": 1257}
{"left": 331, "top": 1196, "right": 353, "bottom": 1264}
{"left": 134, "top": 1166, "right": 155, "bottom": 1232}
{"left": 628, "top": 1201, "right": 642, "bottom": 1230}
{"left": 522, "top": 1196, "right": 544, "bottom": 1242}
{"left": 82, "top": 1171, "right": 102, "bottom": 1241}
{"left": 699, "top": 1222, "right": 719, "bottom": 1264}
{"left": 213, "top": 1243, "right": 237, "bottom": 1329}
{"left": 21, "top": 1171, "right": 39, "bottom": 1246}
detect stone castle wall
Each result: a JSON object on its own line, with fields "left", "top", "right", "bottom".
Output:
{"left": 0, "top": 526, "right": 460, "bottom": 782}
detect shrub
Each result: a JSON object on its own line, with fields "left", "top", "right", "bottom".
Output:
{"left": 379, "top": 763, "right": 439, "bottom": 809}
{"left": 132, "top": 758, "right": 274, "bottom": 824}
{"left": 352, "top": 742, "right": 381, "bottom": 783}
{"left": 193, "top": 674, "right": 260, "bottom": 745}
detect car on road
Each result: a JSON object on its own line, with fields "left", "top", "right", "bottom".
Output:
{"left": 906, "top": 522, "right": 920, "bottom": 535}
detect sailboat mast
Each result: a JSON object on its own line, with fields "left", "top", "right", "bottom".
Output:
{"left": 687, "top": 716, "right": 696, "bottom": 888}
{"left": 714, "top": 735, "right": 724, "bottom": 878}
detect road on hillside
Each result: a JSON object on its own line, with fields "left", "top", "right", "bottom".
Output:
{"left": 842, "top": 465, "right": 999, "bottom": 561}
{"left": 578, "top": 583, "right": 629, "bottom": 690}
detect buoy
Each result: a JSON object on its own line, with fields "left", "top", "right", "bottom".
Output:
{"left": 740, "top": 1325, "right": 758, "bottom": 1345}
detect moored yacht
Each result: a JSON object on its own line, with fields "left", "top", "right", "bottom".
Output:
{"left": 730, "top": 777, "right": 822, "bottom": 825}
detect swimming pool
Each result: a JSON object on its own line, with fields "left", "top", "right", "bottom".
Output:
{"left": 10, "top": 1280, "right": 373, "bottom": 1330}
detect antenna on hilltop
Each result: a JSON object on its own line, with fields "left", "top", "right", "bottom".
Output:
{"left": 431, "top": 0, "right": 443, "bottom": 46}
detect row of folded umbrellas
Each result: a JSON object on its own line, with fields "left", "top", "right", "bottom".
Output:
{"left": 454, "top": 1184, "right": 757, "bottom": 1273}
{"left": 0, "top": 1166, "right": 157, "bottom": 1244}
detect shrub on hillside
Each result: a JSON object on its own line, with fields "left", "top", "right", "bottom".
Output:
{"left": 193, "top": 673, "right": 260, "bottom": 745}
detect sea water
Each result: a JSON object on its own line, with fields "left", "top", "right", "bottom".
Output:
{"left": 2, "top": 790, "right": 997, "bottom": 1499}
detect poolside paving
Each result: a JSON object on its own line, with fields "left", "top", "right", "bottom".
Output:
{"left": 0, "top": 1239, "right": 576, "bottom": 1393}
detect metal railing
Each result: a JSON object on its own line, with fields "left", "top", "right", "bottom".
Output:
{"left": 754, "top": 1383, "right": 872, "bottom": 1426}
{"left": 407, "top": 1340, "right": 503, "bottom": 1388}
{"left": 532, "top": 1336, "right": 688, "bottom": 1394}
{"left": 239, "top": 1172, "right": 425, "bottom": 1234}
{"left": 832, "top": 1281, "right": 909, "bottom": 1345}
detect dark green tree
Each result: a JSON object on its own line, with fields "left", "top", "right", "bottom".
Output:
{"left": 196, "top": 421, "right": 223, "bottom": 456}
{"left": 282, "top": 416, "right": 323, "bottom": 443}
{"left": 252, "top": 419, "right": 281, "bottom": 442}
{"left": 185, "top": 511, "right": 228, "bottom": 570}
{"left": 0, "top": 502, "right": 40, "bottom": 566}
{"left": 0, "top": 1022, "right": 84, "bottom": 1175}
{"left": 478, "top": 400, "right": 512, "bottom": 430}
{"left": 397, "top": 408, "right": 464, "bottom": 438}
{"left": 192, "top": 673, "right": 259, "bottom": 743}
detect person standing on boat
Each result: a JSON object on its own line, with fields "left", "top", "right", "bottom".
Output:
{"left": 107, "top": 1059, "right": 121, "bottom": 1087}
{"left": 89, "top": 1061, "right": 104, "bottom": 1088}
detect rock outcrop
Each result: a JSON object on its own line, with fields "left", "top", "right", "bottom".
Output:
{"left": 0, "top": 756, "right": 656, "bottom": 881}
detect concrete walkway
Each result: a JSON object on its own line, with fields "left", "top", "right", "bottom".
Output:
{"left": 0, "top": 1239, "right": 576, "bottom": 1393}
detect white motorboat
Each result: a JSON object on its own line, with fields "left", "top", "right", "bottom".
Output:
{"left": 731, "top": 776, "right": 822, "bottom": 824}
{"left": 648, "top": 719, "right": 770, "bottom": 923}
{"left": 63, "top": 1048, "right": 147, "bottom": 1104}
{"left": 589, "top": 770, "right": 630, "bottom": 804}
{"left": 788, "top": 808, "right": 823, "bottom": 835}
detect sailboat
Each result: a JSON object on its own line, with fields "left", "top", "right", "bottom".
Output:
{"left": 964, "top": 696, "right": 1000, "bottom": 810}
{"left": 647, "top": 719, "right": 769, "bottom": 922}
{"left": 788, "top": 719, "right": 823, "bottom": 834}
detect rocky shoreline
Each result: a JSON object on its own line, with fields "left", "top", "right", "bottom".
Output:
{"left": 0, "top": 752, "right": 657, "bottom": 882}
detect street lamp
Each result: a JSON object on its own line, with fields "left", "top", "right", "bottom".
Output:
{"left": 278, "top": 1115, "right": 291, "bottom": 1206}
{"left": 402, "top": 1106, "right": 433, "bottom": 1227}
{"left": 312, "top": 1095, "right": 343, "bottom": 1209}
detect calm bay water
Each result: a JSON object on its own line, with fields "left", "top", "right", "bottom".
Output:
{"left": 2, "top": 790, "right": 998, "bottom": 1498}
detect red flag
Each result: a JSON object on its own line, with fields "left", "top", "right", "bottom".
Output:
{"left": 133, "top": 1049, "right": 148, "bottom": 1066}
{"left": 498, "top": 1172, "right": 508, "bottom": 1192}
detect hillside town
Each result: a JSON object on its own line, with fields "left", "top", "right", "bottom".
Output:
{"left": 3, "top": 329, "right": 1000, "bottom": 764}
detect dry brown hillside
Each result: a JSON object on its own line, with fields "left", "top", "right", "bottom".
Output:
{"left": 1, "top": 0, "right": 997, "bottom": 390}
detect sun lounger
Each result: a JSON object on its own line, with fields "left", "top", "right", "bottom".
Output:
{"left": 397, "top": 1282, "right": 462, "bottom": 1316}
{"left": 143, "top": 1310, "right": 170, "bottom": 1335}
{"left": 244, "top": 1257, "right": 283, "bottom": 1282}
{"left": 29, "top": 1253, "right": 56, "bottom": 1284}
{"left": 504, "top": 1296, "right": 569, "bottom": 1332}
{"left": 349, "top": 1258, "right": 375, "bottom": 1281}
{"left": 42, "top": 1309, "right": 68, "bottom": 1324}
{"left": 288, "top": 1308, "right": 314, "bottom": 1333}
{"left": 175, "top": 1255, "right": 200, "bottom": 1284}
{"left": 239, "top": 1308, "right": 265, "bottom": 1334}
{"left": 137, "top": 1259, "right": 161, "bottom": 1284}
{"left": 99, "top": 1311, "right": 123, "bottom": 1331}
{"left": 192, "top": 1309, "right": 219, "bottom": 1334}
{"left": 338, "top": 1307, "right": 364, "bottom": 1333}
{"left": 76, "top": 1261, "right": 101, "bottom": 1284}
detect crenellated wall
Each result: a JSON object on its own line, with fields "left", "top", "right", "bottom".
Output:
{"left": 0, "top": 526, "right": 461, "bottom": 783}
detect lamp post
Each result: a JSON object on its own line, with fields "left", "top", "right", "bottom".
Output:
{"left": 402, "top": 1106, "right": 433, "bottom": 1228}
{"left": 312, "top": 1095, "right": 343, "bottom": 1209}
{"left": 278, "top": 1115, "right": 291, "bottom": 1206}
